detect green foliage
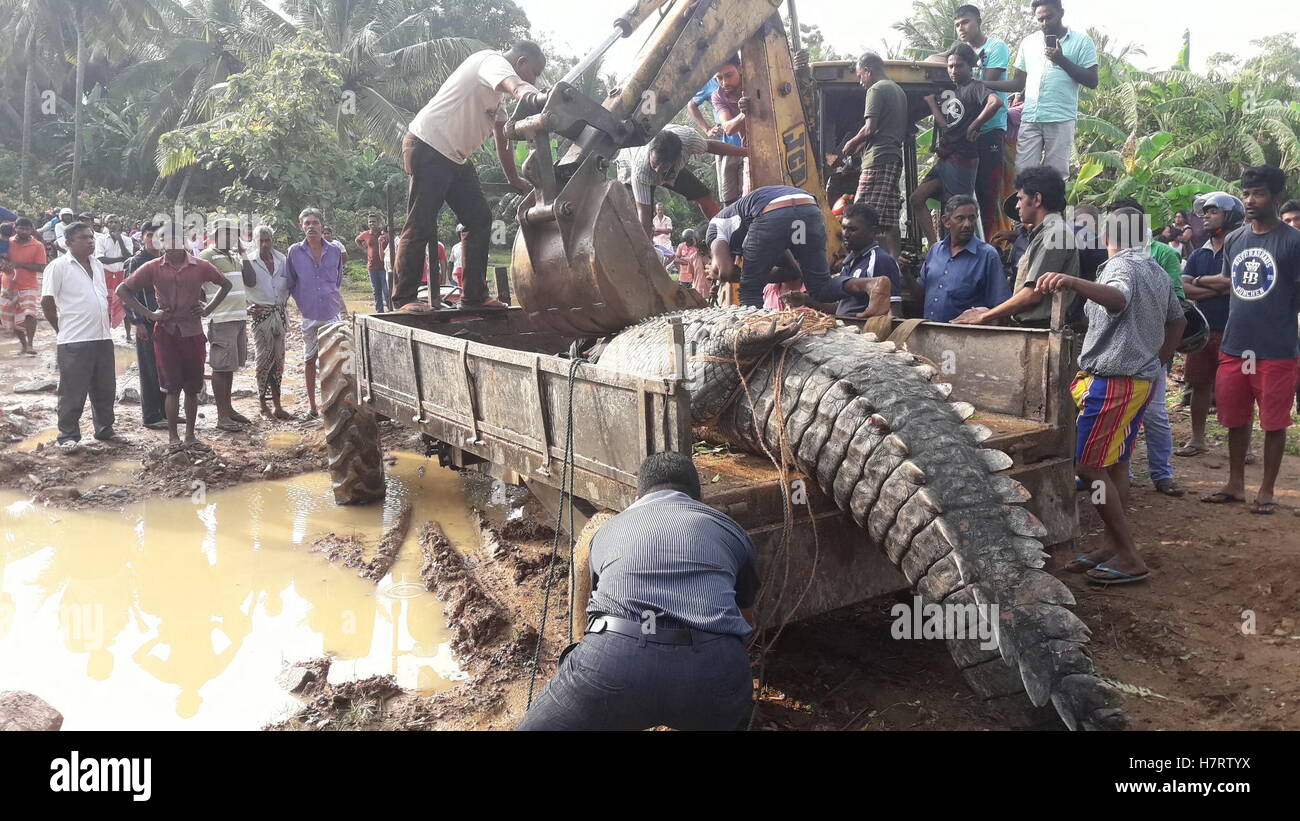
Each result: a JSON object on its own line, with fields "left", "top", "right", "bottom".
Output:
{"left": 158, "top": 35, "right": 351, "bottom": 229}
{"left": 892, "top": 0, "right": 1037, "bottom": 59}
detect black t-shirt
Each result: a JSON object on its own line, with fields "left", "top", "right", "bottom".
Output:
{"left": 1220, "top": 222, "right": 1300, "bottom": 360}
{"left": 934, "top": 79, "right": 993, "bottom": 158}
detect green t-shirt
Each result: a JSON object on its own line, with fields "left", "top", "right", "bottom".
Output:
{"left": 862, "top": 78, "right": 908, "bottom": 168}
{"left": 1013, "top": 213, "right": 1081, "bottom": 325}
{"left": 1148, "top": 241, "right": 1186, "bottom": 299}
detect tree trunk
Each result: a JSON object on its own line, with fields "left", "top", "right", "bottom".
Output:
{"left": 70, "top": 10, "right": 85, "bottom": 213}
{"left": 147, "top": 173, "right": 165, "bottom": 200}
{"left": 20, "top": 37, "right": 36, "bottom": 203}
{"left": 174, "top": 169, "right": 193, "bottom": 207}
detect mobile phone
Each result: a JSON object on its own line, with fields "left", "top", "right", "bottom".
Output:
{"left": 1045, "top": 34, "right": 1059, "bottom": 49}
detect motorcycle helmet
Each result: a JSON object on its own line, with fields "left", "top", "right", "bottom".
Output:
{"left": 1192, "top": 192, "right": 1245, "bottom": 233}
{"left": 1177, "top": 302, "right": 1211, "bottom": 354}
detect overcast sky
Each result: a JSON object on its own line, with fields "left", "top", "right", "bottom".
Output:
{"left": 516, "top": 0, "right": 1290, "bottom": 76}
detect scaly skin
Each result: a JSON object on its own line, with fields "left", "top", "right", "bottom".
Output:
{"left": 595, "top": 307, "right": 1125, "bottom": 731}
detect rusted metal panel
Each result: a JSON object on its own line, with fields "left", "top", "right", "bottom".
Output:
{"left": 359, "top": 312, "right": 690, "bottom": 510}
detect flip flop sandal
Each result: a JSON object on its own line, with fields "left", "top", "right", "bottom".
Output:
{"left": 1200, "top": 491, "right": 1245, "bottom": 504}
{"left": 1086, "top": 564, "right": 1150, "bottom": 585}
{"left": 216, "top": 420, "right": 246, "bottom": 432}
{"left": 187, "top": 441, "right": 213, "bottom": 452}
{"left": 1250, "top": 501, "right": 1280, "bottom": 515}
{"left": 1174, "top": 444, "right": 1206, "bottom": 456}
{"left": 1065, "top": 555, "right": 1101, "bottom": 573}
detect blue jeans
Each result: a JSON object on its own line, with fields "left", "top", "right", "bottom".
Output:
{"left": 368, "top": 269, "right": 392, "bottom": 312}
{"left": 516, "top": 630, "right": 752, "bottom": 731}
{"left": 1140, "top": 367, "right": 1173, "bottom": 482}
{"left": 739, "top": 203, "right": 836, "bottom": 308}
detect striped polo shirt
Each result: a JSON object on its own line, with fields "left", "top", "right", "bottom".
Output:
{"left": 587, "top": 489, "right": 759, "bottom": 637}
{"left": 200, "top": 247, "right": 248, "bottom": 323}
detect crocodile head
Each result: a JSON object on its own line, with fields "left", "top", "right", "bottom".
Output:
{"left": 685, "top": 312, "right": 806, "bottom": 425}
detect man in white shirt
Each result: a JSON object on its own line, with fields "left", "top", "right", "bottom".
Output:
{"left": 450, "top": 224, "right": 468, "bottom": 289}
{"left": 96, "top": 213, "right": 137, "bottom": 342}
{"left": 395, "top": 41, "right": 546, "bottom": 312}
{"left": 615, "top": 124, "right": 749, "bottom": 241}
{"left": 51, "top": 208, "right": 75, "bottom": 248}
{"left": 40, "top": 222, "right": 121, "bottom": 448}
{"left": 241, "top": 225, "right": 293, "bottom": 420}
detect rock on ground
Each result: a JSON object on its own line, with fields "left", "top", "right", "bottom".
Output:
{"left": 0, "top": 691, "right": 63, "bottom": 731}
{"left": 13, "top": 379, "right": 57, "bottom": 394}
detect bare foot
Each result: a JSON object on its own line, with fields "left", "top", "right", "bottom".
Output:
{"left": 273, "top": 407, "right": 293, "bottom": 421}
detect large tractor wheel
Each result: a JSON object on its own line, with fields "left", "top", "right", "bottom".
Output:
{"left": 317, "top": 320, "right": 386, "bottom": 505}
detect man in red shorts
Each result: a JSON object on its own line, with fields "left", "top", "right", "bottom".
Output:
{"left": 1202, "top": 165, "right": 1300, "bottom": 515}
{"left": 1177, "top": 192, "right": 1242, "bottom": 456}
{"left": 118, "top": 226, "right": 231, "bottom": 451}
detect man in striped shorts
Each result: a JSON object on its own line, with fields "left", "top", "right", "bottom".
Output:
{"left": 1037, "top": 207, "right": 1185, "bottom": 586}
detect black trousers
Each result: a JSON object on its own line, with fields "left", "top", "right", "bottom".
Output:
{"left": 135, "top": 326, "right": 165, "bottom": 425}
{"left": 516, "top": 630, "right": 753, "bottom": 731}
{"left": 395, "top": 133, "right": 493, "bottom": 306}
{"left": 56, "top": 339, "right": 116, "bottom": 442}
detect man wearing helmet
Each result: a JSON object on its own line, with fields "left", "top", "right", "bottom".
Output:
{"left": 1177, "top": 192, "right": 1243, "bottom": 457}
{"left": 1201, "top": 166, "right": 1300, "bottom": 515}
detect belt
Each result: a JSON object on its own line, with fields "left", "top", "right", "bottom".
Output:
{"left": 761, "top": 197, "right": 817, "bottom": 215}
{"left": 586, "top": 614, "right": 697, "bottom": 646}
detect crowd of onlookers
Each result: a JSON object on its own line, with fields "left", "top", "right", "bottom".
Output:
{"left": 642, "top": 0, "right": 1300, "bottom": 589}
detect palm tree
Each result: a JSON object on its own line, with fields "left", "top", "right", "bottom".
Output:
{"left": 277, "top": 0, "right": 485, "bottom": 153}
{"left": 41, "top": 0, "right": 168, "bottom": 210}
{"left": 0, "top": 0, "right": 74, "bottom": 203}
{"left": 114, "top": 0, "right": 291, "bottom": 198}
{"left": 892, "top": 0, "right": 1037, "bottom": 59}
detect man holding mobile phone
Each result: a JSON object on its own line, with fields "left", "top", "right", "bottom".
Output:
{"left": 985, "top": 0, "right": 1098, "bottom": 179}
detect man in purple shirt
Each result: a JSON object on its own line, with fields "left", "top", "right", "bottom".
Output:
{"left": 287, "top": 208, "right": 348, "bottom": 418}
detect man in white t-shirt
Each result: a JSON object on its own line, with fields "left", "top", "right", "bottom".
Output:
{"left": 614, "top": 124, "right": 749, "bottom": 240}
{"left": 95, "top": 214, "right": 137, "bottom": 341}
{"left": 395, "top": 41, "right": 546, "bottom": 313}
{"left": 450, "top": 224, "right": 469, "bottom": 288}
{"left": 40, "top": 222, "right": 121, "bottom": 448}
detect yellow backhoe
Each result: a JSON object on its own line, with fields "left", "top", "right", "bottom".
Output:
{"left": 505, "top": 0, "right": 955, "bottom": 335}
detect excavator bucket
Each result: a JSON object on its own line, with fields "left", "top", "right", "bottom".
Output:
{"left": 510, "top": 153, "right": 704, "bottom": 338}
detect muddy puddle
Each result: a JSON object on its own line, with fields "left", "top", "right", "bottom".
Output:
{"left": 0, "top": 453, "right": 477, "bottom": 729}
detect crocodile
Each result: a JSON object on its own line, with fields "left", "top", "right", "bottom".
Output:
{"left": 593, "top": 305, "right": 1125, "bottom": 731}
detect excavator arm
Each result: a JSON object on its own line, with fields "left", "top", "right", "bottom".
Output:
{"left": 508, "top": 0, "right": 830, "bottom": 338}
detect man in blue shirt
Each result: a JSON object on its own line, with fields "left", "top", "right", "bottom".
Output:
{"left": 1177, "top": 192, "right": 1242, "bottom": 457}
{"left": 917, "top": 195, "right": 1010, "bottom": 322}
{"left": 985, "top": 0, "right": 1098, "bottom": 179}
{"left": 706, "top": 185, "right": 878, "bottom": 308}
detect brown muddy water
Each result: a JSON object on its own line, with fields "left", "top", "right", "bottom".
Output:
{"left": 0, "top": 453, "right": 476, "bottom": 729}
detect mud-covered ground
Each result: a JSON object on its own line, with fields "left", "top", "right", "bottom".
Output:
{"left": 0, "top": 319, "right": 330, "bottom": 507}
{"left": 4, "top": 314, "right": 1296, "bottom": 731}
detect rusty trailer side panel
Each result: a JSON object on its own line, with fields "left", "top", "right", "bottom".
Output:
{"left": 355, "top": 311, "right": 690, "bottom": 512}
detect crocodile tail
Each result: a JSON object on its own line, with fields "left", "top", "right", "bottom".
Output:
{"left": 720, "top": 324, "right": 1126, "bottom": 731}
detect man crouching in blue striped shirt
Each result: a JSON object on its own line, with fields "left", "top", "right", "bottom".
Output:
{"left": 517, "top": 452, "right": 759, "bottom": 731}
